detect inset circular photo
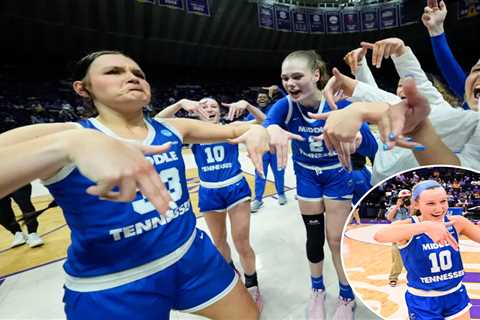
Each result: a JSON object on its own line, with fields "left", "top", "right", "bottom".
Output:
{"left": 342, "top": 166, "right": 480, "bottom": 320}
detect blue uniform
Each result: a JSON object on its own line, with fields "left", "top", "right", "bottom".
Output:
{"left": 351, "top": 167, "right": 372, "bottom": 205}
{"left": 192, "top": 142, "right": 251, "bottom": 213}
{"left": 264, "top": 96, "right": 378, "bottom": 201}
{"left": 246, "top": 104, "right": 285, "bottom": 201}
{"left": 44, "top": 118, "right": 237, "bottom": 319}
{"left": 399, "top": 216, "right": 471, "bottom": 319}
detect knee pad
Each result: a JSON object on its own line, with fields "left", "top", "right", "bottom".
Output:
{"left": 301, "top": 213, "right": 325, "bottom": 263}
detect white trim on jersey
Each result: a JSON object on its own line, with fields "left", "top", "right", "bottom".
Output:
{"left": 407, "top": 281, "right": 464, "bottom": 297}
{"left": 286, "top": 95, "right": 326, "bottom": 125}
{"left": 89, "top": 118, "right": 156, "bottom": 145}
{"left": 296, "top": 195, "right": 324, "bottom": 202}
{"left": 178, "top": 272, "right": 239, "bottom": 313}
{"left": 199, "top": 173, "right": 244, "bottom": 189}
{"left": 295, "top": 161, "right": 343, "bottom": 173}
{"left": 285, "top": 96, "right": 293, "bottom": 124}
{"left": 64, "top": 229, "right": 196, "bottom": 292}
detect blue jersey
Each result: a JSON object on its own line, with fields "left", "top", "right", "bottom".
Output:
{"left": 264, "top": 96, "right": 378, "bottom": 166}
{"left": 44, "top": 118, "right": 196, "bottom": 277}
{"left": 191, "top": 142, "right": 242, "bottom": 183}
{"left": 399, "top": 216, "right": 464, "bottom": 291}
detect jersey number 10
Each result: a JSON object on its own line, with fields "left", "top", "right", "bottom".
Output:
{"left": 428, "top": 250, "right": 453, "bottom": 273}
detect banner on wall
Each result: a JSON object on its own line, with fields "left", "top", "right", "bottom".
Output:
{"left": 258, "top": 3, "right": 275, "bottom": 30}
{"left": 361, "top": 7, "right": 379, "bottom": 31}
{"left": 292, "top": 9, "right": 309, "bottom": 33}
{"left": 342, "top": 10, "right": 361, "bottom": 33}
{"left": 380, "top": 5, "right": 399, "bottom": 29}
{"left": 458, "top": 0, "right": 480, "bottom": 19}
{"left": 186, "top": 0, "right": 210, "bottom": 16}
{"left": 308, "top": 9, "right": 325, "bottom": 34}
{"left": 274, "top": 5, "right": 292, "bottom": 32}
{"left": 157, "top": 0, "right": 184, "bottom": 10}
{"left": 325, "top": 11, "right": 342, "bottom": 33}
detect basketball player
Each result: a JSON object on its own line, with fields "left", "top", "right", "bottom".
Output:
{"left": 374, "top": 180, "right": 480, "bottom": 319}
{"left": 246, "top": 88, "right": 288, "bottom": 212}
{"left": 0, "top": 51, "right": 271, "bottom": 320}
{"left": 155, "top": 96, "right": 268, "bottom": 312}
{"left": 265, "top": 50, "right": 378, "bottom": 319}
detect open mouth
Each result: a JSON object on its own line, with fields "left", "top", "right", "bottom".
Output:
{"left": 474, "top": 86, "right": 480, "bottom": 101}
{"left": 288, "top": 89, "right": 302, "bottom": 99}
{"left": 207, "top": 114, "right": 216, "bottom": 120}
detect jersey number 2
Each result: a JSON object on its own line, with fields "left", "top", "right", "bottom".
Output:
{"left": 132, "top": 167, "right": 182, "bottom": 215}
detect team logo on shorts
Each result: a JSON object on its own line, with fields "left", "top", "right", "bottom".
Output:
{"left": 161, "top": 129, "right": 173, "bottom": 137}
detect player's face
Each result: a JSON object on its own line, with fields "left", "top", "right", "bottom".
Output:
{"left": 198, "top": 98, "right": 220, "bottom": 123}
{"left": 396, "top": 78, "right": 406, "bottom": 99}
{"left": 257, "top": 93, "right": 270, "bottom": 107}
{"left": 465, "top": 59, "right": 480, "bottom": 111}
{"left": 281, "top": 58, "right": 320, "bottom": 103}
{"left": 414, "top": 188, "right": 449, "bottom": 221}
{"left": 83, "top": 54, "right": 151, "bottom": 113}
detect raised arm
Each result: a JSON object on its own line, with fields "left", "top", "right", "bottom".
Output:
{"left": 343, "top": 47, "right": 379, "bottom": 88}
{"left": 449, "top": 215, "right": 480, "bottom": 243}
{"left": 221, "top": 100, "right": 266, "bottom": 124}
{"left": 422, "top": 0, "right": 467, "bottom": 101}
{"left": 163, "top": 118, "right": 270, "bottom": 177}
{"left": 154, "top": 99, "right": 209, "bottom": 119}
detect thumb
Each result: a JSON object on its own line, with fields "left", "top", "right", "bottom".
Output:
{"left": 227, "top": 136, "right": 243, "bottom": 144}
{"left": 138, "top": 142, "right": 171, "bottom": 155}
{"left": 308, "top": 111, "right": 330, "bottom": 120}
{"left": 360, "top": 41, "right": 375, "bottom": 50}
{"left": 221, "top": 102, "right": 232, "bottom": 108}
{"left": 332, "top": 67, "right": 344, "bottom": 80}
{"left": 439, "top": 0, "right": 446, "bottom": 11}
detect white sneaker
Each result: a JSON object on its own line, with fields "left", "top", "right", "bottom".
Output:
{"left": 26, "top": 233, "right": 44, "bottom": 248}
{"left": 332, "top": 298, "right": 356, "bottom": 320}
{"left": 247, "top": 286, "right": 263, "bottom": 314}
{"left": 11, "top": 232, "right": 26, "bottom": 248}
{"left": 278, "top": 194, "right": 287, "bottom": 205}
{"left": 308, "top": 290, "right": 326, "bottom": 320}
{"left": 250, "top": 200, "right": 264, "bottom": 213}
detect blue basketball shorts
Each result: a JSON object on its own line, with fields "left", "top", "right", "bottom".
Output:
{"left": 198, "top": 177, "right": 251, "bottom": 213}
{"left": 405, "top": 284, "right": 471, "bottom": 320}
{"left": 63, "top": 229, "right": 238, "bottom": 320}
{"left": 293, "top": 162, "right": 353, "bottom": 202}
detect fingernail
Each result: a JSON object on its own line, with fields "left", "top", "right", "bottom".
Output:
{"left": 404, "top": 136, "right": 414, "bottom": 142}
{"left": 388, "top": 132, "right": 396, "bottom": 141}
{"left": 414, "top": 145, "right": 426, "bottom": 151}
{"left": 383, "top": 143, "right": 390, "bottom": 151}
{"left": 169, "top": 201, "right": 178, "bottom": 210}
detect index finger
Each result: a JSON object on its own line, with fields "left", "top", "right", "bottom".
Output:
{"left": 138, "top": 172, "right": 172, "bottom": 216}
{"left": 445, "top": 231, "right": 459, "bottom": 251}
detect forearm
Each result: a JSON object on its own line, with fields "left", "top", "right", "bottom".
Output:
{"left": 154, "top": 101, "right": 183, "bottom": 118}
{"left": 166, "top": 118, "right": 252, "bottom": 144}
{"left": 355, "top": 57, "right": 378, "bottom": 88}
{"left": 411, "top": 120, "right": 460, "bottom": 165}
{"left": 246, "top": 103, "right": 266, "bottom": 124}
{"left": 0, "top": 132, "right": 71, "bottom": 197}
{"left": 374, "top": 222, "right": 427, "bottom": 243}
{"left": 430, "top": 34, "right": 466, "bottom": 99}
{"left": 352, "top": 82, "right": 401, "bottom": 104}
{"left": 386, "top": 206, "right": 399, "bottom": 221}
{"left": 0, "top": 123, "right": 78, "bottom": 148}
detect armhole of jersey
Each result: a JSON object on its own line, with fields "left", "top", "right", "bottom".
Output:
{"left": 285, "top": 96, "right": 293, "bottom": 125}
{"left": 152, "top": 118, "right": 184, "bottom": 143}
{"left": 41, "top": 122, "right": 84, "bottom": 186}
{"left": 397, "top": 216, "right": 418, "bottom": 250}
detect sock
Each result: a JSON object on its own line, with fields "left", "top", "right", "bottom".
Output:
{"left": 244, "top": 272, "right": 258, "bottom": 288}
{"left": 339, "top": 282, "right": 354, "bottom": 300}
{"left": 311, "top": 275, "right": 325, "bottom": 291}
